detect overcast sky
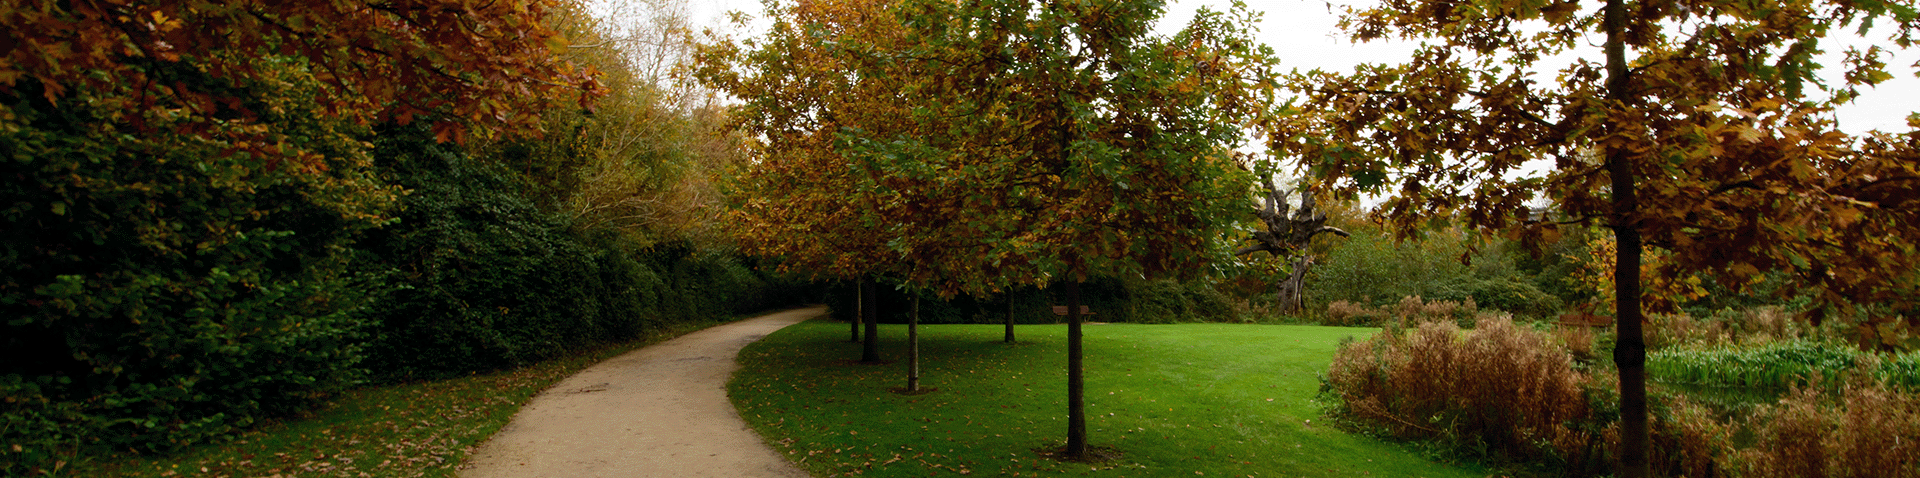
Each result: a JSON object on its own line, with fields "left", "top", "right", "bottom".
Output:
{"left": 686, "top": 0, "right": 1920, "bottom": 134}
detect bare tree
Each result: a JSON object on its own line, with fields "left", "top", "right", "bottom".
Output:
{"left": 1234, "top": 178, "right": 1350, "bottom": 314}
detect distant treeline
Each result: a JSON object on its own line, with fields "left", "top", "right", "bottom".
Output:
{"left": 824, "top": 277, "right": 1237, "bottom": 325}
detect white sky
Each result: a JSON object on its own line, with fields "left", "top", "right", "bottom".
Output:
{"left": 686, "top": 0, "right": 1920, "bottom": 134}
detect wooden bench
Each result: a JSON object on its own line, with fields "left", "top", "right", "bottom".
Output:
{"left": 1050, "top": 305, "right": 1095, "bottom": 316}
{"left": 1557, "top": 312, "right": 1615, "bottom": 328}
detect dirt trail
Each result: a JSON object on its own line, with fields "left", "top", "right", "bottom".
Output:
{"left": 459, "top": 307, "right": 821, "bottom": 478}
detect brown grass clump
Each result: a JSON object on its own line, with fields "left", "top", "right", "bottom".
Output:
{"left": 1730, "top": 363, "right": 1920, "bottom": 478}
{"left": 1392, "top": 295, "right": 1476, "bottom": 324}
{"left": 1324, "top": 315, "right": 1600, "bottom": 467}
{"left": 1647, "top": 395, "right": 1734, "bottom": 478}
{"left": 1323, "top": 296, "right": 1478, "bottom": 328}
{"left": 1327, "top": 303, "right": 1920, "bottom": 477}
{"left": 1553, "top": 325, "right": 1599, "bottom": 364}
{"left": 1648, "top": 306, "right": 1813, "bottom": 349}
{"left": 1324, "top": 300, "right": 1387, "bottom": 327}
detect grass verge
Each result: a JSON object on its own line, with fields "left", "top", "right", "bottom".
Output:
{"left": 731, "top": 320, "right": 1492, "bottom": 477}
{"left": 59, "top": 314, "right": 753, "bottom": 478}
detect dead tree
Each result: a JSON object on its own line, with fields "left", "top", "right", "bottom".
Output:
{"left": 1234, "top": 179, "right": 1350, "bottom": 314}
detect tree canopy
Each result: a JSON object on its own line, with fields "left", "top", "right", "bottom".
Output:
{"left": 695, "top": 0, "right": 1271, "bottom": 297}
{"left": 2, "top": 0, "right": 602, "bottom": 147}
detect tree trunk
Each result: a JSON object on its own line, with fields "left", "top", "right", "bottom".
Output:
{"left": 1065, "top": 280, "right": 1087, "bottom": 459}
{"left": 907, "top": 295, "right": 920, "bottom": 391}
{"left": 1004, "top": 291, "right": 1016, "bottom": 343}
{"left": 1274, "top": 254, "right": 1313, "bottom": 315}
{"left": 851, "top": 280, "right": 863, "bottom": 343}
{"left": 861, "top": 278, "right": 881, "bottom": 363}
{"left": 1604, "top": 1, "right": 1649, "bottom": 476}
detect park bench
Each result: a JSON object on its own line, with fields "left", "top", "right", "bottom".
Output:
{"left": 1556, "top": 312, "right": 1615, "bottom": 329}
{"left": 1050, "top": 305, "right": 1095, "bottom": 316}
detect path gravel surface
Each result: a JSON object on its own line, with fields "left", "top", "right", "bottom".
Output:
{"left": 459, "top": 307, "right": 822, "bottom": 478}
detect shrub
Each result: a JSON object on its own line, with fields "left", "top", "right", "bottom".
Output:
{"left": 1303, "top": 225, "right": 1576, "bottom": 317}
{"left": 1648, "top": 306, "right": 1814, "bottom": 350}
{"left": 1322, "top": 315, "right": 1601, "bottom": 468}
{"left": 1, "top": 66, "right": 395, "bottom": 472}
{"left": 1730, "top": 372, "right": 1920, "bottom": 478}
{"left": 353, "top": 125, "right": 813, "bottom": 381}
{"left": 1647, "top": 395, "right": 1735, "bottom": 478}
{"left": 1323, "top": 300, "right": 1388, "bottom": 327}
{"left": 1458, "top": 278, "right": 1561, "bottom": 318}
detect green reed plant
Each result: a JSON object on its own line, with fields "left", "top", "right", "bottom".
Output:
{"left": 1647, "top": 340, "right": 1859, "bottom": 390}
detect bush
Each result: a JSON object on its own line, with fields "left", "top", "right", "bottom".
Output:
{"left": 1, "top": 68, "right": 395, "bottom": 471}
{"left": 354, "top": 128, "right": 812, "bottom": 380}
{"left": 1323, "top": 300, "right": 1390, "bottom": 327}
{"left": 1322, "top": 315, "right": 1603, "bottom": 468}
{"left": 1303, "top": 226, "right": 1576, "bottom": 317}
{"left": 1647, "top": 306, "right": 1813, "bottom": 350}
{"left": 1458, "top": 278, "right": 1561, "bottom": 318}
{"left": 1731, "top": 372, "right": 1920, "bottom": 478}
{"left": 1322, "top": 305, "right": 1920, "bottom": 477}
{"left": 1320, "top": 296, "right": 1473, "bottom": 328}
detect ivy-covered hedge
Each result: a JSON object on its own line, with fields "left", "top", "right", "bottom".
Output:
{"left": 1, "top": 111, "right": 811, "bottom": 474}
{"left": 1, "top": 70, "right": 395, "bottom": 467}
{"left": 355, "top": 131, "right": 812, "bottom": 379}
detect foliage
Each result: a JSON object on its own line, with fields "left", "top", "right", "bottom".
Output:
{"left": 61, "top": 314, "right": 742, "bottom": 478}
{"left": 1647, "top": 341, "right": 1861, "bottom": 390}
{"left": 355, "top": 124, "right": 811, "bottom": 380}
{"left": 1323, "top": 296, "right": 1477, "bottom": 328}
{"left": 1730, "top": 373, "right": 1920, "bottom": 478}
{"left": 695, "top": 0, "right": 1266, "bottom": 294}
{"left": 1644, "top": 306, "right": 1818, "bottom": 350}
{"left": 1322, "top": 315, "right": 1605, "bottom": 470}
{"left": 1567, "top": 233, "right": 1709, "bottom": 314}
{"left": 1279, "top": 1, "right": 1920, "bottom": 474}
{"left": 826, "top": 277, "right": 1238, "bottom": 326}
{"left": 1647, "top": 340, "right": 1920, "bottom": 392}
{"left": 0, "top": 56, "right": 399, "bottom": 473}
{"left": 0, "top": 0, "right": 612, "bottom": 472}
{"left": 1281, "top": 0, "right": 1920, "bottom": 319}
{"left": 699, "top": 0, "right": 1277, "bottom": 457}
{"left": 489, "top": 0, "right": 743, "bottom": 245}
{"left": 1884, "top": 351, "right": 1920, "bottom": 391}
{"left": 1304, "top": 224, "right": 1564, "bottom": 317}
{"left": 1322, "top": 308, "right": 1920, "bottom": 477}
{"left": 1, "top": 0, "right": 600, "bottom": 146}
{"left": 730, "top": 320, "right": 1491, "bottom": 477}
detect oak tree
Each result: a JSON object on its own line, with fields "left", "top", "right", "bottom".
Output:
{"left": 1276, "top": 0, "right": 1920, "bottom": 476}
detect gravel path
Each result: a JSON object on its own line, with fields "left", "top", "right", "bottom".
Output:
{"left": 459, "top": 307, "right": 822, "bottom": 478}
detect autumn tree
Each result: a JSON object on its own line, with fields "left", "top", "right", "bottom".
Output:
{"left": 1275, "top": 0, "right": 1920, "bottom": 476}
{"left": 521, "top": 0, "right": 748, "bottom": 244}
{"left": 697, "top": 0, "right": 1271, "bottom": 459}
{"left": 0, "top": 0, "right": 598, "bottom": 470}
{"left": 694, "top": 0, "right": 916, "bottom": 363}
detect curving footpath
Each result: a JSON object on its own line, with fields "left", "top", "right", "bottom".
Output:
{"left": 460, "top": 307, "right": 822, "bottom": 478}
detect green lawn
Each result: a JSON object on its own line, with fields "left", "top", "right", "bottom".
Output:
{"left": 731, "top": 320, "right": 1491, "bottom": 478}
